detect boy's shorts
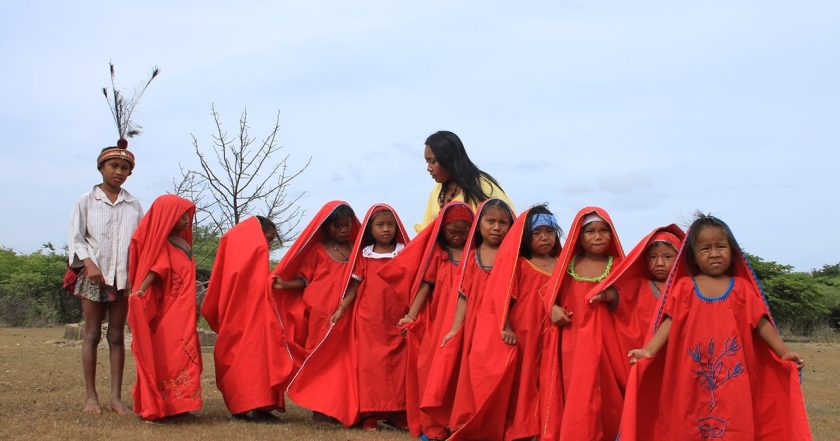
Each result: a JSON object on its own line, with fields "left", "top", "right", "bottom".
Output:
{"left": 73, "top": 267, "right": 124, "bottom": 303}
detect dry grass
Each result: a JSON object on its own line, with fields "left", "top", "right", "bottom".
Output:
{"left": 0, "top": 328, "right": 413, "bottom": 441}
{"left": 0, "top": 328, "right": 837, "bottom": 440}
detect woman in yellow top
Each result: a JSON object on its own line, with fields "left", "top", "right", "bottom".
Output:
{"left": 416, "top": 131, "right": 514, "bottom": 232}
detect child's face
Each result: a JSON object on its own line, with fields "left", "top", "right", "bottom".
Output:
{"left": 424, "top": 145, "right": 451, "bottom": 184}
{"left": 692, "top": 226, "right": 732, "bottom": 277}
{"left": 580, "top": 220, "right": 611, "bottom": 256}
{"left": 174, "top": 211, "right": 191, "bottom": 232}
{"left": 479, "top": 206, "right": 512, "bottom": 247}
{"left": 443, "top": 220, "right": 470, "bottom": 249}
{"left": 370, "top": 211, "right": 397, "bottom": 246}
{"left": 327, "top": 216, "right": 353, "bottom": 242}
{"left": 98, "top": 158, "right": 132, "bottom": 188}
{"left": 530, "top": 226, "right": 557, "bottom": 258}
{"left": 646, "top": 242, "right": 677, "bottom": 282}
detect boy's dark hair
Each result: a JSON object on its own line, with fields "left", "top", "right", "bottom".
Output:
{"left": 426, "top": 131, "right": 505, "bottom": 205}
{"left": 471, "top": 199, "right": 514, "bottom": 247}
{"left": 361, "top": 209, "right": 397, "bottom": 247}
{"left": 324, "top": 204, "right": 356, "bottom": 228}
{"left": 684, "top": 212, "right": 740, "bottom": 274}
{"left": 521, "top": 204, "right": 562, "bottom": 258}
{"left": 256, "top": 216, "right": 277, "bottom": 235}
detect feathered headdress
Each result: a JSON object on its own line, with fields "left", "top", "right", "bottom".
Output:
{"left": 97, "top": 63, "right": 160, "bottom": 170}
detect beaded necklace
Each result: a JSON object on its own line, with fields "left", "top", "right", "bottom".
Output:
{"left": 567, "top": 255, "right": 613, "bottom": 282}
{"left": 437, "top": 182, "right": 462, "bottom": 207}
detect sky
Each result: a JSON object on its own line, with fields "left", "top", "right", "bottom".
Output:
{"left": 1, "top": 1, "right": 838, "bottom": 271}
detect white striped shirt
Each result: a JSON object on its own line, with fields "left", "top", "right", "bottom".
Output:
{"left": 68, "top": 185, "right": 144, "bottom": 290}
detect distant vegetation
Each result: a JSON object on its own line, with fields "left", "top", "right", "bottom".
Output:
{"left": 1, "top": 241, "right": 838, "bottom": 335}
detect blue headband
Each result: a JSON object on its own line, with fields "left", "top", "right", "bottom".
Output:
{"left": 530, "top": 213, "right": 560, "bottom": 232}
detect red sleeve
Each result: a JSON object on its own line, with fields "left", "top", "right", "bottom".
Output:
{"left": 352, "top": 255, "right": 366, "bottom": 282}
{"left": 739, "top": 276, "right": 769, "bottom": 329}
{"left": 296, "top": 246, "right": 321, "bottom": 285}
{"left": 663, "top": 276, "right": 691, "bottom": 320}
{"left": 149, "top": 246, "right": 171, "bottom": 282}
{"left": 510, "top": 261, "right": 523, "bottom": 301}
{"left": 423, "top": 249, "right": 441, "bottom": 284}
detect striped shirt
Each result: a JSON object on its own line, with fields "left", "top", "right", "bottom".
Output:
{"left": 68, "top": 185, "right": 144, "bottom": 290}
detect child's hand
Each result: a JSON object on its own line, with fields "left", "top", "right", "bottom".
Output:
{"left": 589, "top": 287, "right": 616, "bottom": 305}
{"left": 781, "top": 351, "right": 805, "bottom": 368}
{"left": 272, "top": 276, "right": 286, "bottom": 290}
{"left": 501, "top": 327, "right": 516, "bottom": 345}
{"left": 330, "top": 306, "right": 346, "bottom": 324}
{"left": 628, "top": 348, "right": 652, "bottom": 365}
{"left": 397, "top": 314, "right": 415, "bottom": 327}
{"left": 551, "top": 305, "right": 573, "bottom": 326}
{"left": 441, "top": 330, "right": 458, "bottom": 347}
{"left": 84, "top": 261, "right": 105, "bottom": 286}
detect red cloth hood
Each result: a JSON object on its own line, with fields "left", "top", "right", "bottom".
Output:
{"left": 378, "top": 201, "right": 474, "bottom": 306}
{"left": 128, "top": 194, "right": 195, "bottom": 289}
{"left": 544, "top": 206, "right": 625, "bottom": 312}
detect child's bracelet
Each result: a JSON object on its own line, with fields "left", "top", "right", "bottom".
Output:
{"left": 404, "top": 313, "right": 416, "bottom": 321}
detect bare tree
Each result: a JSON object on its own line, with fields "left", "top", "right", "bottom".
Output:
{"left": 175, "top": 104, "right": 311, "bottom": 246}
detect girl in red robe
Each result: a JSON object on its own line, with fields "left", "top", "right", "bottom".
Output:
{"left": 541, "top": 207, "right": 627, "bottom": 440}
{"left": 285, "top": 204, "right": 410, "bottom": 429}
{"left": 200, "top": 216, "right": 292, "bottom": 420}
{"left": 378, "top": 201, "right": 474, "bottom": 440}
{"left": 589, "top": 224, "right": 684, "bottom": 371}
{"left": 270, "top": 201, "right": 360, "bottom": 371}
{"left": 128, "top": 194, "right": 202, "bottom": 420}
{"left": 449, "top": 204, "right": 562, "bottom": 441}
{"left": 620, "top": 214, "right": 812, "bottom": 440}
{"left": 420, "top": 198, "right": 514, "bottom": 439}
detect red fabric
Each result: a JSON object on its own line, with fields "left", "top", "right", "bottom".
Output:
{"left": 286, "top": 204, "right": 410, "bottom": 426}
{"left": 618, "top": 225, "right": 812, "bottom": 441}
{"left": 539, "top": 206, "right": 626, "bottom": 440}
{"left": 268, "top": 201, "right": 360, "bottom": 373}
{"left": 590, "top": 224, "right": 685, "bottom": 379}
{"left": 449, "top": 208, "right": 551, "bottom": 440}
{"left": 421, "top": 198, "right": 514, "bottom": 432}
{"left": 200, "top": 217, "right": 292, "bottom": 414}
{"left": 377, "top": 201, "right": 473, "bottom": 438}
{"left": 127, "top": 194, "right": 202, "bottom": 420}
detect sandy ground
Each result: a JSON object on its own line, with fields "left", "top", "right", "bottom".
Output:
{"left": 0, "top": 328, "right": 836, "bottom": 440}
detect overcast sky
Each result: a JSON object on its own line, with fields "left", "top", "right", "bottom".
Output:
{"left": 1, "top": 1, "right": 838, "bottom": 271}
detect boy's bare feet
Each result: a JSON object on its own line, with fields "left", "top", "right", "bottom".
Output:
{"left": 107, "top": 398, "right": 131, "bottom": 415}
{"left": 83, "top": 397, "right": 102, "bottom": 414}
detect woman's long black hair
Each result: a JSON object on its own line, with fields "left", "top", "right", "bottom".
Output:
{"left": 426, "top": 130, "right": 505, "bottom": 205}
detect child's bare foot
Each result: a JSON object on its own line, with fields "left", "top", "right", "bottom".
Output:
{"left": 107, "top": 398, "right": 131, "bottom": 415}
{"left": 83, "top": 397, "right": 102, "bottom": 414}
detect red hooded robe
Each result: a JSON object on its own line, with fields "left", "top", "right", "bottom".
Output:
{"left": 618, "top": 220, "right": 812, "bottom": 440}
{"left": 200, "top": 216, "right": 292, "bottom": 415}
{"left": 377, "top": 201, "right": 473, "bottom": 438}
{"left": 286, "top": 204, "right": 410, "bottom": 426}
{"left": 128, "top": 194, "right": 201, "bottom": 420}
{"left": 449, "top": 207, "right": 555, "bottom": 441}
{"left": 540, "top": 206, "right": 626, "bottom": 440}
{"left": 421, "top": 199, "right": 515, "bottom": 431}
{"left": 268, "top": 201, "right": 360, "bottom": 375}
{"left": 589, "top": 224, "right": 685, "bottom": 378}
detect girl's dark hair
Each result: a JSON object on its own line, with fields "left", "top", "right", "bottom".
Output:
{"left": 521, "top": 204, "right": 562, "bottom": 258}
{"left": 324, "top": 204, "right": 356, "bottom": 228}
{"left": 426, "top": 131, "right": 504, "bottom": 205}
{"left": 255, "top": 216, "right": 277, "bottom": 235}
{"left": 471, "top": 199, "right": 514, "bottom": 247}
{"left": 361, "top": 209, "right": 397, "bottom": 247}
{"left": 684, "top": 213, "right": 740, "bottom": 274}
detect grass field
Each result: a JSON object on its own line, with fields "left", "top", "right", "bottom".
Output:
{"left": 0, "top": 327, "right": 837, "bottom": 440}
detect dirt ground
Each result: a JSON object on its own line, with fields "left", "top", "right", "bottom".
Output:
{"left": 0, "top": 327, "right": 837, "bottom": 440}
